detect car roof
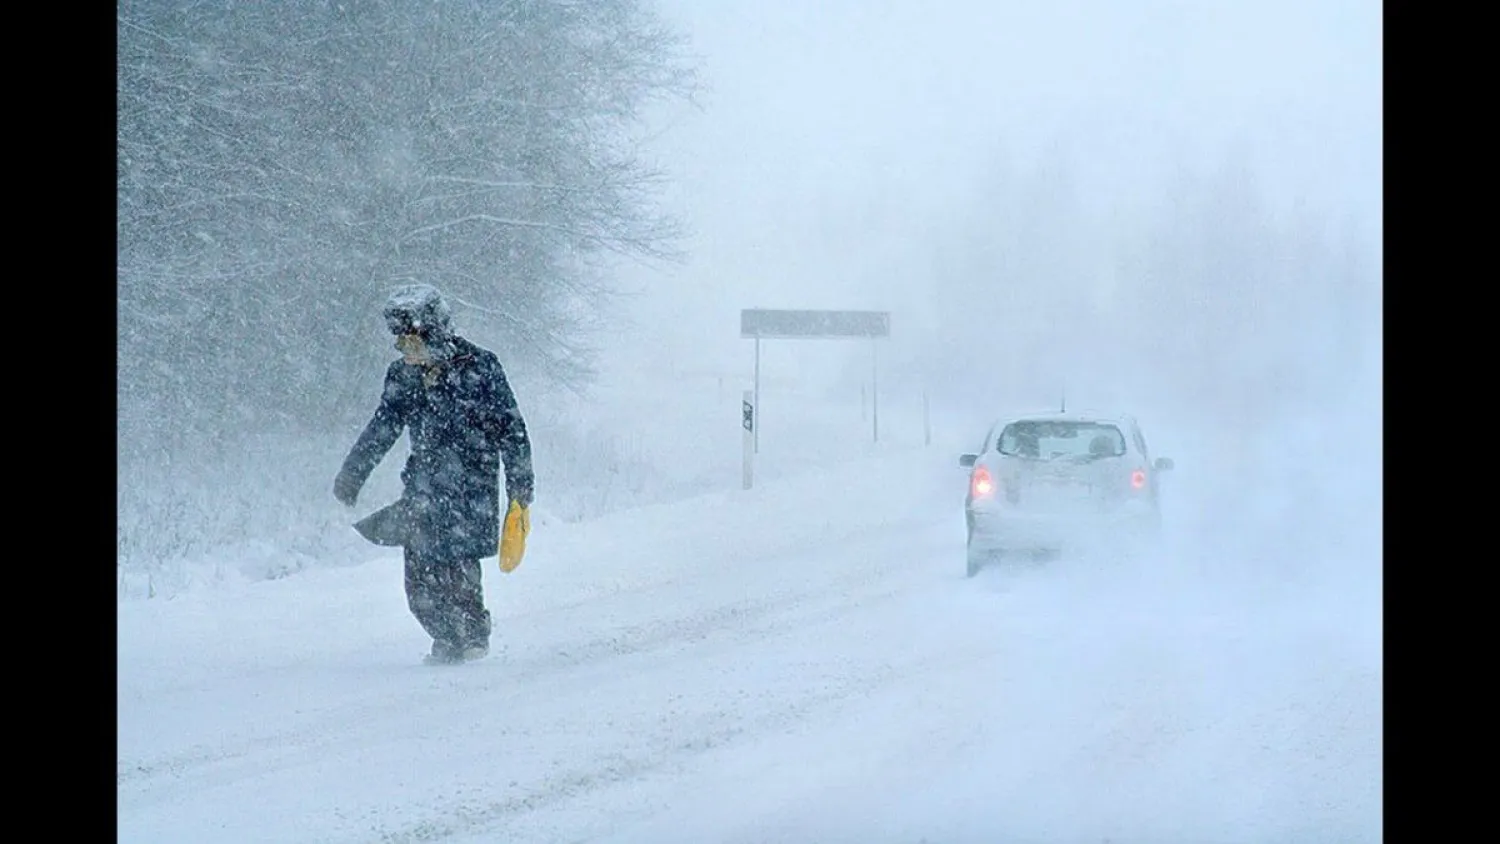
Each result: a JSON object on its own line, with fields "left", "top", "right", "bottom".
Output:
{"left": 991, "top": 409, "right": 1136, "bottom": 427}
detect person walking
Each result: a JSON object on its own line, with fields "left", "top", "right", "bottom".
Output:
{"left": 334, "top": 283, "right": 534, "bottom": 664}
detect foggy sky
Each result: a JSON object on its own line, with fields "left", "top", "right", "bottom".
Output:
{"left": 598, "top": 0, "right": 1380, "bottom": 391}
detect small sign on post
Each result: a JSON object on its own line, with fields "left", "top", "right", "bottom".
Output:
{"left": 742, "top": 389, "right": 755, "bottom": 490}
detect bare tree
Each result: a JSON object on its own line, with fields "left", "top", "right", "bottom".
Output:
{"left": 117, "top": 0, "right": 698, "bottom": 454}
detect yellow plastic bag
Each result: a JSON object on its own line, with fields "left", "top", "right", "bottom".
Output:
{"left": 499, "top": 499, "right": 530, "bottom": 573}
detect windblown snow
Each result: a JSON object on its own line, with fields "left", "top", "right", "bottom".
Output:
{"left": 118, "top": 434, "right": 1380, "bottom": 843}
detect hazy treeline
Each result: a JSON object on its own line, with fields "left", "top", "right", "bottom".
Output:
{"left": 893, "top": 152, "right": 1379, "bottom": 441}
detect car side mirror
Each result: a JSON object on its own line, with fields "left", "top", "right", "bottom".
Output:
{"left": 959, "top": 453, "right": 977, "bottom": 468}
{"left": 1154, "top": 457, "right": 1174, "bottom": 471}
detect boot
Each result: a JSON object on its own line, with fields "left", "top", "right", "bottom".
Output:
{"left": 422, "top": 639, "right": 462, "bottom": 665}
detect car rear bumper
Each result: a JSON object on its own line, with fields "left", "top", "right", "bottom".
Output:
{"left": 967, "top": 504, "right": 1158, "bottom": 553}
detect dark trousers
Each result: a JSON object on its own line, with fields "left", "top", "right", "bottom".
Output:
{"left": 403, "top": 546, "right": 491, "bottom": 650}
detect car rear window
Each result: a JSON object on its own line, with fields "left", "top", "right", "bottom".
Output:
{"left": 996, "top": 420, "right": 1127, "bottom": 460}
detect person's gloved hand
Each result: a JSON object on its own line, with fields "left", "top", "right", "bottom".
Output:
{"left": 333, "top": 470, "right": 360, "bottom": 507}
{"left": 499, "top": 498, "right": 530, "bottom": 573}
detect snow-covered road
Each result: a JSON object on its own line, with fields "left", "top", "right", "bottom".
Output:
{"left": 118, "top": 448, "right": 1381, "bottom": 843}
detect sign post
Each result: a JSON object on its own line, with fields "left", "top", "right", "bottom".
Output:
{"left": 740, "top": 308, "right": 891, "bottom": 451}
{"left": 871, "top": 337, "right": 879, "bottom": 443}
{"left": 923, "top": 389, "right": 931, "bottom": 447}
{"left": 753, "top": 337, "right": 761, "bottom": 453}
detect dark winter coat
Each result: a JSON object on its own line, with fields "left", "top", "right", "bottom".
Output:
{"left": 336, "top": 336, "right": 533, "bottom": 561}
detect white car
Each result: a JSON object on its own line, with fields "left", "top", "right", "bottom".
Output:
{"left": 958, "top": 411, "right": 1173, "bottom": 576}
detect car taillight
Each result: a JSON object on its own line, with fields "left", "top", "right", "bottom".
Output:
{"left": 971, "top": 465, "right": 995, "bottom": 498}
{"left": 1130, "top": 469, "right": 1147, "bottom": 490}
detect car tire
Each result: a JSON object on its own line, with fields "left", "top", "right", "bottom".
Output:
{"left": 966, "top": 547, "right": 987, "bottom": 578}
